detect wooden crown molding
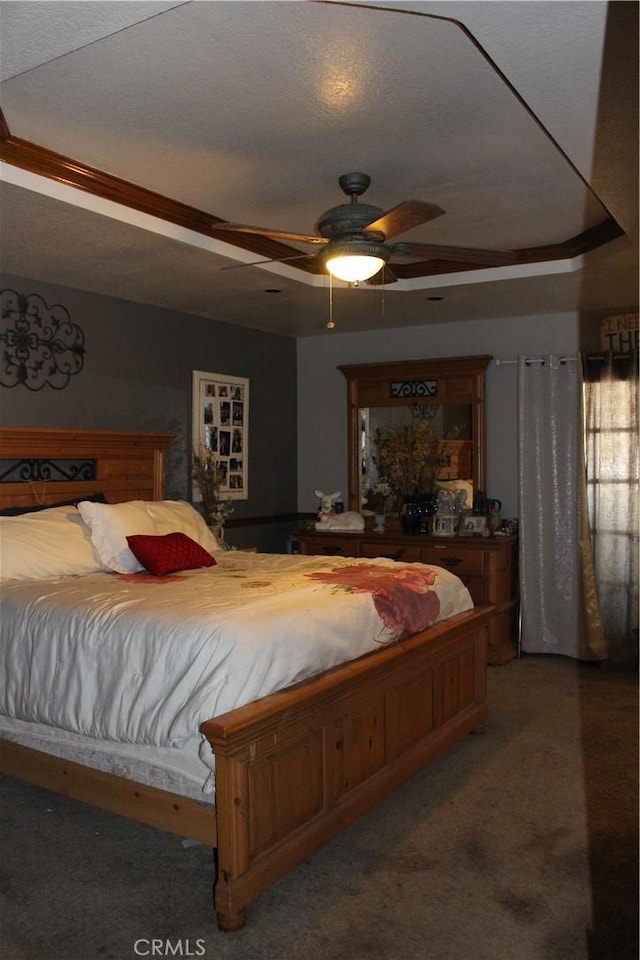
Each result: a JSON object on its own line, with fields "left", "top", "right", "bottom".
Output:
{"left": 0, "top": 117, "right": 624, "bottom": 280}
{"left": 0, "top": 110, "right": 10, "bottom": 143}
{"left": 0, "top": 127, "right": 319, "bottom": 274}
{"left": 391, "top": 218, "right": 625, "bottom": 280}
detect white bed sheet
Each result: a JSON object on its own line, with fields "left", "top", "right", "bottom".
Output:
{"left": 0, "top": 714, "right": 211, "bottom": 802}
{"left": 1, "top": 551, "right": 472, "bottom": 795}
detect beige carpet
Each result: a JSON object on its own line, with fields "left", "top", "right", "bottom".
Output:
{"left": 0, "top": 656, "right": 637, "bottom": 960}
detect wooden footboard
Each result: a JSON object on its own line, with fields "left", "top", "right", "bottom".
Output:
{"left": 0, "top": 605, "right": 490, "bottom": 932}
{"left": 202, "top": 604, "right": 490, "bottom": 930}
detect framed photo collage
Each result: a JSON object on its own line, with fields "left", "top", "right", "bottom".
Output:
{"left": 192, "top": 370, "right": 249, "bottom": 500}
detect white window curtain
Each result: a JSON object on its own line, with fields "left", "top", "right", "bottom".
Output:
{"left": 583, "top": 352, "right": 639, "bottom": 665}
{"left": 517, "top": 355, "right": 606, "bottom": 660}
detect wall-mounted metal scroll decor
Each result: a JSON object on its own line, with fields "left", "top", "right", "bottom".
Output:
{"left": 390, "top": 379, "right": 438, "bottom": 399}
{"left": 0, "top": 459, "right": 97, "bottom": 484}
{"left": 0, "top": 289, "right": 86, "bottom": 390}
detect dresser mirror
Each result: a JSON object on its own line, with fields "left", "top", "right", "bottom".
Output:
{"left": 339, "top": 356, "right": 491, "bottom": 512}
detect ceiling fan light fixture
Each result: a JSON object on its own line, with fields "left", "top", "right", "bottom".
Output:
{"left": 323, "top": 238, "right": 390, "bottom": 283}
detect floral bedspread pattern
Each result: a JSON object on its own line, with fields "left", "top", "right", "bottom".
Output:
{"left": 0, "top": 552, "right": 472, "bottom": 791}
{"left": 306, "top": 563, "right": 440, "bottom": 639}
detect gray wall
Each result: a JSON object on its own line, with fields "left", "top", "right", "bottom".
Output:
{"left": 0, "top": 273, "right": 298, "bottom": 550}
{"left": 1, "top": 270, "right": 584, "bottom": 536}
{"left": 296, "top": 313, "right": 580, "bottom": 519}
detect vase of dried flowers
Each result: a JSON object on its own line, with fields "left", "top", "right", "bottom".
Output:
{"left": 192, "top": 445, "right": 234, "bottom": 541}
{"left": 372, "top": 417, "right": 462, "bottom": 535}
{"left": 373, "top": 513, "right": 386, "bottom": 534}
{"left": 373, "top": 420, "right": 462, "bottom": 499}
{"left": 366, "top": 478, "right": 397, "bottom": 534}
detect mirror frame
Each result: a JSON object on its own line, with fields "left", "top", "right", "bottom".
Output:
{"left": 338, "top": 355, "right": 491, "bottom": 512}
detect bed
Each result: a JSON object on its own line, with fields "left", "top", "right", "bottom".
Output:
{"left": 0, "top": 427, "right": 491, "bottom": 931}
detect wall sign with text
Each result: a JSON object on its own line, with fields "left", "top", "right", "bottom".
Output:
{"left": 192, "top": 370, "right": 249, "bottom": 500}
{"left": 600, "top": 314, "right": 638, "bottom": 354}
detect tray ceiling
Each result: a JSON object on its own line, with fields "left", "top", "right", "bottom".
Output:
{"left": 0, "top": 0, "right": 637, "bottom": 336}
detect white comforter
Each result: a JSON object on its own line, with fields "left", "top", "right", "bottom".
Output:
{"left": 1, "top": 551, "right": 472, "bottom": 756}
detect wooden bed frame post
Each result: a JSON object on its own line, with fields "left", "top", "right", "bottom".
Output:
{"left": 210, "top": 755, "right": 252, "bottom": 931}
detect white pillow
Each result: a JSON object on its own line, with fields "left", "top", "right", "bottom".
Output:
{"left": 77, "top": 500, "right": 158, "bottom": 574}
{"left": 77, "top": 499, "right": 220, "bottom": 573}
{"left": 0, "top": 505, "right": 103, "bottom": 581}
{"left": 146, "top": 500, "right": 221, "bottom": 554}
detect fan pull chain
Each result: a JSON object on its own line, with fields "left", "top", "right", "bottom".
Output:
{"left": 326, "top": 273, "right": 335, "bottom": 330}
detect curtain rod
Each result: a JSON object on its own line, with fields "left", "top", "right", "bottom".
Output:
{"left": 494, "top": 356, "right": 577, "bottom": 366}
{"left": 584, "top": 352, "right": 637, "bottom": 362}
{"left": 495, "top": 352, "right": 635, "bottom": 366}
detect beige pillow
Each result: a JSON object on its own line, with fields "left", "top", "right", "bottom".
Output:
{"left": 146, "top": 500, "right": 221, "bottom": 553}
{"left": 0, "top": 506, "right": 103, "bottom": 581}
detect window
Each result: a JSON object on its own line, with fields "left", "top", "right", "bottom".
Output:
{"left": 583, "top": 353, "right": 639, "bottom": 663}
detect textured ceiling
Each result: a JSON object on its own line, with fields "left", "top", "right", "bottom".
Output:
{"left": 0, "top": 0, "right": 637, "bottom": 337}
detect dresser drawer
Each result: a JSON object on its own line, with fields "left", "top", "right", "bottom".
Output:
{"left": 457, "top": 575, "right": 485, "bottom": 604}
{"left": 299, "top": 536, "right": 359, "bottom": 558}
{"left": 360, "top": 541, "right": 422, "bottom": 563}
{"left": 420, "top": 544, "right": 485, "bottom": 576}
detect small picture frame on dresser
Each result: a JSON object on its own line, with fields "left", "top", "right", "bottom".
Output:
{"left": 433, "top": 515, "right": 457, "bottom": 537}
{"left": 459, "top": 516, "right": 488, "bottom": 537}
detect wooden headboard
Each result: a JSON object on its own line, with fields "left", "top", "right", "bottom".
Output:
{"left": 0, "top": 428, "right": 175, "bottom": 510}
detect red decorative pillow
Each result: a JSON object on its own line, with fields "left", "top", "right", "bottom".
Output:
{"left": 126, "top": 532, "right": 216, "bottom": 577}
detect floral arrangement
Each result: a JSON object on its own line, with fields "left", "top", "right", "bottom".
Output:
{"left": 369, "top": 478, "right": 397, "bottom": 515}
{"left": 192, "top": 445, "right": 234, "bottom": 528}
{"left": 372, "top": 420, "right": 462, "bottom": 496}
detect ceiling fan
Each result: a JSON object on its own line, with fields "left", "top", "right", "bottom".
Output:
{"left": 211, "top": 172, "right": 516, "bottom": 284}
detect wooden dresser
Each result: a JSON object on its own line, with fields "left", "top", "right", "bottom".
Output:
{"left": 295, "top": 528, "right": 519, "bottom": 665}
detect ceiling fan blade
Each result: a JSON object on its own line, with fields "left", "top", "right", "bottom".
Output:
{"left": 366, "top": 264, "right": 398, "bottom": 285}
{"left": 212, "top": 222, "right": 327, "bottom": 245}
{"left": 364, "top": 201, "right": 445, "bottom": 240}
{"left": 393, "top": 242, "right": 516, "bottom": 267}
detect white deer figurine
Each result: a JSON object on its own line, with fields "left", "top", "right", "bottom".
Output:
{"left": 314, "top": 490, "right": 365, "bottom": 532}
